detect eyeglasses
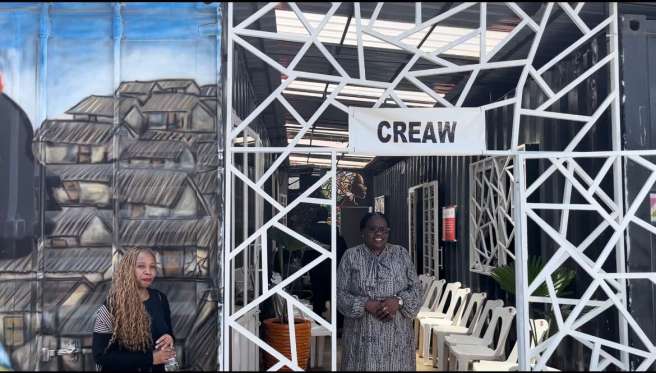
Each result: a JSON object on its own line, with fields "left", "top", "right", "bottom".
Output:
{"left": 366, "top": 227, "right": 390, "bottom": 234}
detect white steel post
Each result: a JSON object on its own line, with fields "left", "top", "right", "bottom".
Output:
{"left": 513, "top": 153, "right": 531, "bottom": 371}
{"left": 511, "top": 6, "right": 552, "bottom": 370}
{"left": 608, "top": 2, "right": 630, "bottom": 368}
{"left": 331, "top": 150, "right": 337, "bottom": 371}
{"left": 243, "top": 136, "right": 249, "bottom": 309}
{"left": 216, "top": 3, "right": 224, "bottom": 370}
{"left": 222, "top": 3, "right": 234, "bottom": 371}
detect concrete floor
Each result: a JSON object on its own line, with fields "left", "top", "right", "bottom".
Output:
{"left": 309, "top": 338, "right": 439, "bottom": 371}
{"left": 416, "top": 351, "right": 440, "bottom": 372}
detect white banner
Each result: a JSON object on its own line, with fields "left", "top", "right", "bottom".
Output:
{"left": 348, "top": 107, "right": 486, "bottom": 156}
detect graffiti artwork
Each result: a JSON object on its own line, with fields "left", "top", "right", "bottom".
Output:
{"left": 1, "top": 76, "right": 221, "bottom": 371}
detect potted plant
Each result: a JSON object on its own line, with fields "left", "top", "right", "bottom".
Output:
{"left": 260, "top": 227, "right": 312, "bottom": 370}
{"left": 270, "top": 226, "right": 307, "bottom": 280}
{"left": 490, "top": 256, "right": 576, "bottom": 346}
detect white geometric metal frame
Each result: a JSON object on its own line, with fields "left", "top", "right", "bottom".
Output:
{"left": 517, "top": 152, "right": 656, "bottom": 371}
{"left": 223, "top": 2, "right": 655, "bottom": 371}
{"left": 469, "top": 156, "right": 515, "bottom": 275}
{"left": 510, "top": 3, "right": 656, "bottom": 371}
{"left": 230, "top": 127, "right": 264, "bottom": 371}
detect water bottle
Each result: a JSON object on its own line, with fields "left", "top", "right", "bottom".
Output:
{"left": 164, "top": 357, "right": 179, "bottom": 372}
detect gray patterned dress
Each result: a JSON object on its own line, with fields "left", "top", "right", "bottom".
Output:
{"left": 337, "top": 243, "right": 422, "bottom": 371}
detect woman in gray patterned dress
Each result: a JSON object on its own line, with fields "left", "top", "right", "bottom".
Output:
{"left": 337, "top": 212, "right": 422, "bottom": 371}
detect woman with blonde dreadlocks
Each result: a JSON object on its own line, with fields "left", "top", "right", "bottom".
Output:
{"left": 92, "top": 248, "right": 176, "bottom": 371}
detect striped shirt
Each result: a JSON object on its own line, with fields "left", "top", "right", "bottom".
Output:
{"left": 94, "top": 305, "right": 113, "bottom": 334}
{"left": 337, "top": 243, "right": 422, "bottom": 371}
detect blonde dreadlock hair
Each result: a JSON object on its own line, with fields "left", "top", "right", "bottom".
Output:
{"left": 106, "top": 248, "right": 156, "bottom": 352}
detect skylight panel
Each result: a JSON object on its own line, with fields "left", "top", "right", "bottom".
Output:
{"left": 275, "top": 9, "right": 510, "bottom": 58}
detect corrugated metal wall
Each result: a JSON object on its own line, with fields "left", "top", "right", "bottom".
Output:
{"left": 620, "top": 12, "right": 656, "bottom": 371}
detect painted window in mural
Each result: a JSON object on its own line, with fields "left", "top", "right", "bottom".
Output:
{"left": 0, "top": 3, "right": 220, "bottom": 371}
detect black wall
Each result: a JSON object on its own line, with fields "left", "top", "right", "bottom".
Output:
{"left": 0, "top": 93, "right": 35, "bottom": 259}
{"left": 620, "top": 12, "right": 656, "bottom": 371}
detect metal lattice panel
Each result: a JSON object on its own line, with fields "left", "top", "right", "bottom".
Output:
{"left": 469, "top": 156, "right": 515, "bottom": 275}
{"left": 224, "top": 2, "right": 655, "bottom": 371}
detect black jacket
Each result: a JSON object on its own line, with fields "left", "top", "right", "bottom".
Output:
{"left": 92, "top": 288, "right": 174, "bottom": 372}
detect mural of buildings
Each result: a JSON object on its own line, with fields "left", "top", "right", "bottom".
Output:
{"left": 47, "top": 164, "right": 114, "bottom": 208}
{"left": 0, "top": 78, "right": 220, "bottom": 371}
{"left": 120, "top": 140, "right": 195, "bottom": 170}
{"left": 34, "top": 120, "right": 115, "bottom": 165}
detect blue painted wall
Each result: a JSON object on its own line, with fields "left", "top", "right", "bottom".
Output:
{"left": 0, "top": 2, "right": 220, "bottom": 128}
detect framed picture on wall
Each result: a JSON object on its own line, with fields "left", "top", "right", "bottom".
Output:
{"left": 374, "top": 195, "right": 385, "bottom": 214}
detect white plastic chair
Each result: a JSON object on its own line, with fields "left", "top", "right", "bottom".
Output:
{"left": 417, "top": 281, "right": 461, "bottom": 319}
{"left": 429, "top": 292, "right": 487, "bottom": 367}
{"left": 415, "top": 281, "right": 460, "bottom": 349}
{"left": 310, "top": 322, "right": 331, "bottom": 368}
{"left": 438, "top": 299, "right": 504, "bottom": 371}
{"left": 419, "top": 279, "right": 445, "bottom": 314}
{"left": 447, "top": 306, "right": 517, "bottom": 371}
{"left": 419, "top": 274, "right": 436, "bottom": 296}
{"left": 472, "top": 319, "right": 549, "bottom": 371}
{"left": 415, "top": 279, "right": 445, "bottom": 348}
{"left": 418, "top": 288, "right": 470, "bottom": 358}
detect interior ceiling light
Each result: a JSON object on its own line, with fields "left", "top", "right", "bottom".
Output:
{"left": 286, "top": 130, "right": 349, "bottom": 139}
{"left": 293, "top": 138, "right": 348, "bottom": 148}
{"left": 275, "top": 9, "right": 510, "bottom": 58}
{"left": 284, "top": 122, "right": 346, "bottom": 132}
{"left": 289, "top": 155, "right": 371, "bottom": 169}
{"left": 285, "top": 122, "right": 349, "bottom": 137}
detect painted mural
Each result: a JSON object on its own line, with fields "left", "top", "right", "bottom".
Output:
{"left": 320, "top": 171, "right": 369, "bottom": 207}
{"left": 0, "top": 3, "right": 221, "bottom": 371}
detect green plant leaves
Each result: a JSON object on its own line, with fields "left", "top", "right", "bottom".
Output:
{"left": 490, "top": 256, "right": 576, "bottom": 297}
{"left": 490, "top": 263, "right": 517, "bottom": 294}
{"left": 490, "top": 256, "right": 575, "bottom": 343}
